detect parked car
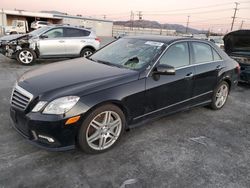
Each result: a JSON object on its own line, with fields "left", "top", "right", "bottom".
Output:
{"left": 224, "top": 30, "right": 250, "bottom": 83}
{"left": 31, "top": 21, "right": 51, "bottom": 30}
{"left": 114, "top": 32, "right": 127, "bottom": 39}
{"left": 4, "top": 20, "right": 29, "bottom": 35}
{"left": 0, "top": 25, "right": 100, "bottom": 65}
{"left": 208, "top": 36, "right": 224, "bottom": 49}
{"left": 10, "top": 36, "right": 239, "bottom": 153}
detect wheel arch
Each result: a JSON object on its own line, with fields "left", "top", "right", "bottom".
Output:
{"left": 83, "top": 100, "right": 131, "bottom": 127}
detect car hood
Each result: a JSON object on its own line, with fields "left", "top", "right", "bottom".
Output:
{"left": 0, "top": 34, "right": 27, "bottom": 42}
{"left": 18, "top": 58, "right": 140, "bottom": 100}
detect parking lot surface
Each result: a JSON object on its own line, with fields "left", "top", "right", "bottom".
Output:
{"left": 0, "top": 38, "right": 250, "bottom": 188}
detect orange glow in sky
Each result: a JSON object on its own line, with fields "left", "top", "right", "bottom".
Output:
{"left": 1, "top": 0, "right": 250, "bottom": 32}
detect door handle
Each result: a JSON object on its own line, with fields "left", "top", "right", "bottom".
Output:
{"left": 216, "top": 65, "right": 225, "bottom": 70}
{"left": 59, "top": 40, "right": 65, "bottom": 43}
{"left": 185, "top": 73, "right": 194, "bottom": 78}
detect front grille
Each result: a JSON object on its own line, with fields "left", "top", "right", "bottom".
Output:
{"left": 11, "top": 85, "right": 33, "bottom": 111}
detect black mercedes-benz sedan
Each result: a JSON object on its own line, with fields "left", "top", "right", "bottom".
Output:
{"left": 10, "top": 36, "right": 240, "bottom": 153}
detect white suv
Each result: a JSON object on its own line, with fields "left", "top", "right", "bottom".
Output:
{"left": 31, "top": 21, "right": 51, "bottom": 30}
{"left": 0, "top": 25, "right": 100, "bottom": 65}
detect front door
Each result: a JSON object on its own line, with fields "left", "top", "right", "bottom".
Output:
{"left": 38, "top": 27, "right": 66, "bottom": 57}
{"left": 144, "top": 42, "right": 195, "bottom": 118}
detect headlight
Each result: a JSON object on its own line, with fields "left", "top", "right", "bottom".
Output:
{"left": 43, "top": 96, "right": 80, "bottom": 115}
{"left": 32, "top": 101, "right": 47, "bottom": 112}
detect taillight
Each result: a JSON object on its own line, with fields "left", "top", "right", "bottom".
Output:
{"left": 95, "top": 38, "right": 101, "bottom": 42}
{"left": 236, "top": 63, "right": 241, "bottom": 74}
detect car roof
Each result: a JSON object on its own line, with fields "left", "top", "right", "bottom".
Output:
{"left": 47, "top": 25, "right": 92, "bottom": 32}
{"left": 124, "top": 35, "right": 209, "bottom": 44}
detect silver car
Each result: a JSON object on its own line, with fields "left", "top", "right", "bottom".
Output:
{"left": 31, "top": 21, "right": 51, "bottom": 30}
{"left": 0, "top": 25, "right": 100, "bottom": 65}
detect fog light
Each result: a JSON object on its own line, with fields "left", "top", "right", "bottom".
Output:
{"left": 38, "top": 135, "right": 55, "bottom": 143}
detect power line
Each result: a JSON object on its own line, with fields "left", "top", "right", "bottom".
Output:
{"left": 231, "top": 2, "right": 240, "bottom": 31}
{"left": 142, "top": 8, "right": 233, "bottom": 16}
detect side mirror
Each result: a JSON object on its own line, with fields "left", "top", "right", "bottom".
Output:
{"left": 153, "top": 64, "right": 176, "bottom": 75}
{"left": 40, "top": 34, "right": 48, "bottom": 39}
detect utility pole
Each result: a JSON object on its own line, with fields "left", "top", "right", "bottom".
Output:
{"left": 185, "top": 15, "right": 190, "bottom": 34}
{"left": 137, "top": 11, "right": 143, "bottom": 20}
{"left": 239, "top": 20, "right": 244, "bottom": 30}
{"left": 130, "top": 11, "right": 134, "bottom": 30}
{"left": 230, "top": 2, "right": 239, "bottom": 31}
{"left": 1, "top": 8, "right": 4, "bottom": 35}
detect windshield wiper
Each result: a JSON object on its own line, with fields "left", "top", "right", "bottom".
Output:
{"left": 95, "top": 59, "right": 125, "bottom": 68}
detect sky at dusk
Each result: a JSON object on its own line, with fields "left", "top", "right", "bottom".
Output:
{"left": 1, "top": 0, "right": 250, "bottom": 32}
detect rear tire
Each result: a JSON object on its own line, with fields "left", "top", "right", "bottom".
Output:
{"left": 16, "top": 48, "right": 36, "bottom": 65}
{"left": 210, "top": 81, "right": 229, "bottom": 110}
{"left": 77, "top": 104, "right": 125, "bottom": 154}
{"left": 80, "top": 48, "right": 94, "bottom": 58}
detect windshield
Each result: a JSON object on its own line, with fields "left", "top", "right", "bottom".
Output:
{"left": 28, "top": 26, "right": 51, "bottom": 36}
{"left": 90, "top": 38, "right": 165, "bottom": 70}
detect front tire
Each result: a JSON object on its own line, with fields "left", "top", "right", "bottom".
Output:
{"left": 16, "top": 48, "right": 36, "bottom": 65}
{"left": 77, "top": 104, "right": 125, "bottom": 154}
{"left": 210, "top": 81, "right": 229, "bottom": 110}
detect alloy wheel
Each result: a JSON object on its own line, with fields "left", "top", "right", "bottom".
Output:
{"left": 83, "top": 51, "right": 93, "bottom": 57}
{"left": 19, "top": 50, "right": 33, "bottom": 64}
{"left": 86, "top": 111, "right": 122, "bottom": 150}
{"left": 215, "top": 84, "right": 229, "bottom": 108}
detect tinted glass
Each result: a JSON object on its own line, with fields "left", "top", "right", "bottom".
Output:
{"left": 44, "top": 28, "right": 63, "bottom": 38}
{"left": 64, "top": 28, "right": 90, "bottom": 37}
{"left": 91, "top": 38, "right": 164, "bottom": 70}
{"left": 213, "top": 49, "right": 222, "bottom": 61}
{"left": 159, "top": 42, "right": 189, "bottom": 68}
{"left": 192, "top": 42, "right": 213, "bottom": 63}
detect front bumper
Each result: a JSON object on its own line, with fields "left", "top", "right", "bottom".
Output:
{"left": 10, "top": 107, "right": 83, "bottom": 151}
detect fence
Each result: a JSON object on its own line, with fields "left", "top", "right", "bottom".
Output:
{"left": 112, "top": 25, "right": 176, "bottom": 37}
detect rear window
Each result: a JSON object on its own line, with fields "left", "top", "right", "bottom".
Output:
{"left": 64, "top": 28, "right": 90, "bottom": 37}
{"left": 192, "top": 42, "right": 213, "bottom": 63}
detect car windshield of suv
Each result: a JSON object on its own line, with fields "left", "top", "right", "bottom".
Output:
{"left": 28, "top": 26, "right": 51, "bottom": 36}
{"left": 90, "top": 38, "right": 165, "bottom": 70}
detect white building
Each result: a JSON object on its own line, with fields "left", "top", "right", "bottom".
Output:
{"left": 0, "top": 9, "right": 113, "bottom": 36}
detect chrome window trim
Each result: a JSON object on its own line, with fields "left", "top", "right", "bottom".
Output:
{"left": 133, "top": 90, "right": 213, "bottom": 120}
{"left": 146, "top": 39, "right": 224, "bottom": 77}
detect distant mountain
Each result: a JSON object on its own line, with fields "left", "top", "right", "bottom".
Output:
{"left": 114, "top": 20, "right": 203, "bottom": 34}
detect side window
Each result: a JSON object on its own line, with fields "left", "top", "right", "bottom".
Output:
{"left": 212, "top": 49, "right": 222, "bottom": 61}
{"left": 64, "top": 28, "right": 90, "bottom": 37}
{"left": 192, "top": 42, "right": 213, "bottom": 63}
{"left": 44, "top": 28, "right": 63, "bottom": 38}
{"left": 159, "top": 42, "right": 189, "bottom": 68}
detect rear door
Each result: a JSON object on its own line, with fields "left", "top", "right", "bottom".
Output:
{"left": 190, "top": 41, "right": 224, "bottom": 103}
{"left": 38, "top": 27, "right": 66, "bottom": 56}
{"left": 63, "top": 28, "right": 92, "bottom": 56}
{"left": 144, "top": 42, "right": 195, "bottom": 118}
